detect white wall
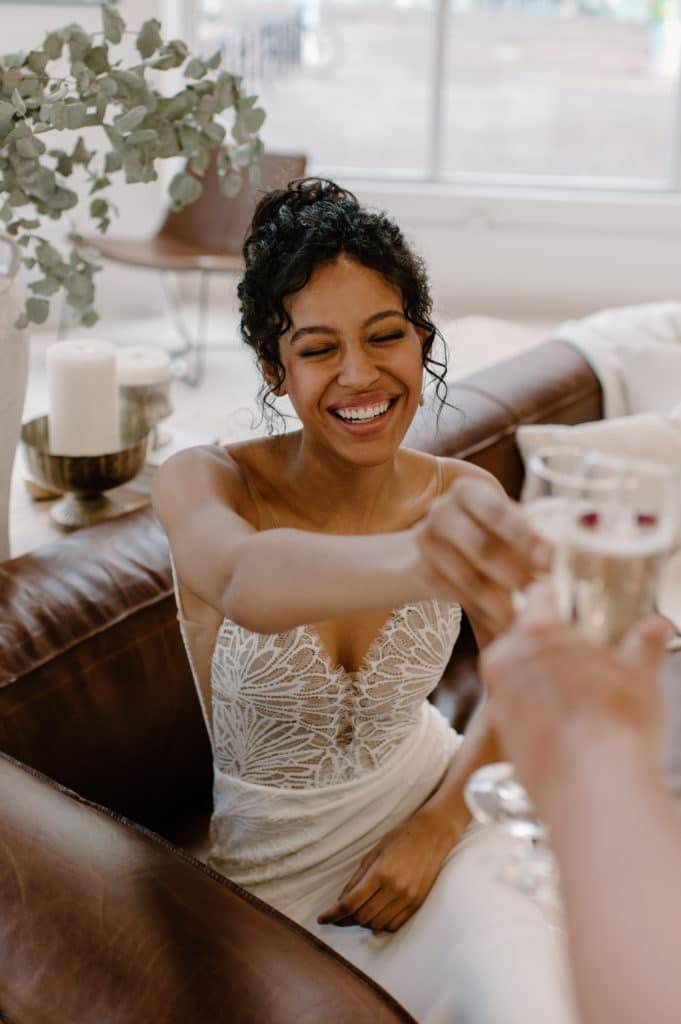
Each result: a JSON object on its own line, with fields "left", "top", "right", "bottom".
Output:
{"left": 351, "top": 182, "right": 681, "bottom": 320}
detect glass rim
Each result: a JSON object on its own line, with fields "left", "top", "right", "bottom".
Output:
{"left": 527, "top": 445, "right": 681, "bottom": 491}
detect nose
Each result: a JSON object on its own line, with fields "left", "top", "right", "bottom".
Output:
{"left": 337, "top": 343, "right": 381, "bottom": 390}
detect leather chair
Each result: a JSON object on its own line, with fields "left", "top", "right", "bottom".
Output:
{"left": 1, "top": 340, "right": 625, "bottom": 1023}
{"left": 84, "top": 150, "right": 308, "bottom": 387}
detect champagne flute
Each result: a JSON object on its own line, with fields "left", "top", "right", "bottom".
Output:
{"left": 465, "top": 448, "right": 680, "bottom": 905}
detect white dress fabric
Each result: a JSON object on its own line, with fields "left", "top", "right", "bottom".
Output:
{"left": 167, "top": 453, "right": 578, "bottom": 1023}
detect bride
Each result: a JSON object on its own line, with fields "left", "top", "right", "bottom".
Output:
{"left": 152, "top": 179, "right": 577, "bottom": 1023}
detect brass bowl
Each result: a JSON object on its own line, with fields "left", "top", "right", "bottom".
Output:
{"left": 21, "top": 411, "right": 151, "bottom": 530}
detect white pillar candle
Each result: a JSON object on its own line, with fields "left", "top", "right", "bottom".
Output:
{"left": 46, "top": 339, "right": 120, "bottom": 456}
{"left": 117, "top": 347, "right": 171, "bottom": 387}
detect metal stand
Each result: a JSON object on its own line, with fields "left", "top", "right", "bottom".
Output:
{"left": 160, "top": 269, "right": 238, "bottom": 389}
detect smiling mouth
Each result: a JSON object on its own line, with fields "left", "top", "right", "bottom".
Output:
{"left": 329, "top": 396, "right": 399, "bottom": 424}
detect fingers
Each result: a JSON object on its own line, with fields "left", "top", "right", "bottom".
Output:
{"left": 618, "top": 616, "right": 675, "bottom": 672}
{"left": 419, "top": 529, "right": 514, "bottom": 634}
{"left": 451, "top": 477, "right": 552, "bottom": 575}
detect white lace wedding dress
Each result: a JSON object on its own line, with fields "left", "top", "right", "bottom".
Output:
{"left": 168, "top": 466, "right": 578, "bottom": 1023}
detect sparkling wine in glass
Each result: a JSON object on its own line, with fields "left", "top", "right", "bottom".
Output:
{"left": 465, "top": 450, "right": 680, "bottom": 905}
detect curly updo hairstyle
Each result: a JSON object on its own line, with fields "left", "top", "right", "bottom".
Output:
{"left": 238, "top": 177, "right": 451, "bottom": 433}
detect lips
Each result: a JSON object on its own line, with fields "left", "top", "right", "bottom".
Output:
{"left": 329, "top": 392, "right": 400, "bottom": 413}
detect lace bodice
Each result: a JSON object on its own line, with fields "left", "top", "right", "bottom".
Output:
{"left": 208, "top": 600, "right": 461, "bottom": 789}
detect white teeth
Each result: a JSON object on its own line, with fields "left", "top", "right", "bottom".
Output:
{"left": 335, "top": 400, "right": 391, "bottom": 422}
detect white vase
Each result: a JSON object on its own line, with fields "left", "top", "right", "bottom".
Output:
{"left": 0, "top": 235, "right": 28, "bottom": 563}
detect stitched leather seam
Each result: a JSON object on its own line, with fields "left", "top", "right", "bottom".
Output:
{"left": 0, "top": 587, "right": 175, "bottom": 687}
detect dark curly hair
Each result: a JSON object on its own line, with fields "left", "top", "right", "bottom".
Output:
{"left": 237, "top": 177, "right": 452, "bottom": 434}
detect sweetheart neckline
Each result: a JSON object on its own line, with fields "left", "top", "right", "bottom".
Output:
{"left": 212, "top": 600, "right": 453, "bottom": 681}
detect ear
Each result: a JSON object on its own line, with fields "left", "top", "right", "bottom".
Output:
{"left": 260, "top": 361, "right": 287, "bottom": 397}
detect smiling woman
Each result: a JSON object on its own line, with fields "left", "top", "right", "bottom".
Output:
{"left": 151, "top": 177, "right": 575, "bottom": 1024}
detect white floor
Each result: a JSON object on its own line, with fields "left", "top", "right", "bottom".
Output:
{"left": 11, "top": 304, "right": 554, "bottom": 557}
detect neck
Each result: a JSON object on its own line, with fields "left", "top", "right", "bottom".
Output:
{"left": 286, "top": 430, "right": 400, "bottom": 532}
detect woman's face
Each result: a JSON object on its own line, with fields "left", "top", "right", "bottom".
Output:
{"left": 273, "top": 256, "right": 426, "bottom": 467}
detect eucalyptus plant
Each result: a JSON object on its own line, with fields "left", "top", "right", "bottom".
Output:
{"left": 0, "top": 4, "right": 265, "bottom": 329}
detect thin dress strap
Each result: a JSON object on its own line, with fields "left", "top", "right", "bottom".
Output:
{"left": 240, "top": 466, "right": 279, "bottom": 530}
{"left": 435, "top": 455, "right": 449, "bottom": 497}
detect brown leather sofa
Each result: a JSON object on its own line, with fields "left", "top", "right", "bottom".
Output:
{"left": 1, "top": 340, "right": 618, "bottom": 1024}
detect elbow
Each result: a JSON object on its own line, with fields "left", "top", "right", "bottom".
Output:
{"left": 221, "top": 569, "right": 271, "bottom": 634}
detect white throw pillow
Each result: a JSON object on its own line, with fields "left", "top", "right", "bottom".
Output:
{"left": 516, "top": 410, "right": 681, "bottom": 472}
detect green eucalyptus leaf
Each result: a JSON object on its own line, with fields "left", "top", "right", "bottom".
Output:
{"left": 36, "top": 240, "right": 62, "bottom": 268}
{"left": 72, "top": 136, "right": 94, "bottom": 165}
{"left": 205, "top": 50, "right": 222, "bottom": 71}
{"left": 0, "top": 202, "right": 11, "bottom": 224}
{"left": 11, "top": 88, "right": 26, "bottom": 115}
{"left": 103, "top": 125, "right": 124, "bottom": 151}
{"left": 184, "top": 57, "right": 206, "bottom": 80}
{"left": 43, "top": 33, "right": 63, "bottom": 61}
{"left": 76, "top": 308, "right": 97, "bottom": 327}
{"left": 114, "top": 104, "right": 146, "bottom": 133}
{"left": 201, "top": 120, "right": 225, "bottom": 145}
{"left": 136, "top": 19, "right": 163, "bottom": 60}
{"left": 159, "top": 39, "right": 188, "bottom": 69}
{"left": 99, "top": 75, "right": 119, "bottom": 98}
{"left": 50, "top": 187, "right": 78, "bottom": 212}
{"left": 8, "top": 188, "right": 28, "bottom": 207}
{"left": 241, "top": 106, "right": 265, "bottom": 134}
{"left": 26, "top": 297, "right": 49, "bottom": 324}
{"left": 178, "top": 122, "right": 199, "bottom": 153}
{"left": 0, "top": 99, "right": 15, "bottom": 134}
{"left": 14, "top": 312, "right": 29, "bottom": 329}
{"left": 65, "top": 102, "right": 86, "bottom": 130}
{"left": 4, "top": 121, "right": 30, "bottom": 145}
{"left": 52, "top": 150, "right": 73, "bottom": 176}
{"left": 26, "top": 50, "right": 49, "bottom": 75}
{"left": 89, "top": 176, "right": 111, "bottom": 194}
{"left": 22, "top": 257, "right": 36, "bottom": 270}
{"left": 214, "top": 72, "right": 235, "bottom": 112}
{"left": 102, "top": 5, "right": 125, "bottom": 45}
{"left": 168, "top": 170, "right": 202, "bottom": 209}
{"left": 196, "top": 92, "right": 215, "bottom": 125}
{"left": 47, "top": 101, "right": 67, "bottom": 131}
{"left": 16, "top": 135, "right": 46, "bottom": 159}
{"left": 90, "top": 198, "right": 108, "bottom": 218}
{"left": 17, "top": 234, "right": 31, "bottom": 248}
{"left": 104, "top": 149, "right": 123, "bottom": 173}
{"left": 190, "top": 144, "right": 210, "bottom": 175}
{"left": 29, "top": 276, "right": 60, "bottom": 296}
{"left": 158, "top": 123, "right": 179, "bottom": 158}
{"left": 85, "top": 45, "right": 109, "bottom": 76}
{"left": 126, "top": 128, "right": 158, "bottom": 148}
{"left": 32, "top": 122, "right": 51, "bottom": 134}
{"left": 109, "top": 68, "right": 145, "bottom": 92}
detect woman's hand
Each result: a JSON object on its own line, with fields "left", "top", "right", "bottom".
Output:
{"left": 412, "top": 473, "right": 551, "bottom": 639}
{"left": 317, "top": 807, "right": 460, "bottom": 934}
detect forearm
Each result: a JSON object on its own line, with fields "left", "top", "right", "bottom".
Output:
{"left": 419, "top": 702, "right": 500, "bottom": 842}
{"left": 223, "top": 527, "right": 429, "bottom": 633}
{"left": 546, "top": 742, "right": 681, "bottom": 1024}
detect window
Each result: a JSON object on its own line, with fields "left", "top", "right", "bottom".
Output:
{"left": 190, "top": 0, "right": 681, "bottom": 190}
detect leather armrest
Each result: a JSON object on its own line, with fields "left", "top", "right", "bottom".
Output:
{"left": 0, "top": 751, "right": 415, "bottom": 1024}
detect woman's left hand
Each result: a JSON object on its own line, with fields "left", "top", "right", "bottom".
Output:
{"left": 317, "top": 808, "right": 459, "bottom": 934}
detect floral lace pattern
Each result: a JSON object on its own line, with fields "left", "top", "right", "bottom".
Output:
{"left": 210, "top": 601, "right": 462, "bottom": 789}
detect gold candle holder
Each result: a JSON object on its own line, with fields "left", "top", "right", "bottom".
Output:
{"left": 21, "top": 411, "right": 150, "bottom": 530}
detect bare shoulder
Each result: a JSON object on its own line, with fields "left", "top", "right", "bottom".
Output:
{"left": 151, "top": 442, "right": 253, "bottom": 527}
{"left": 399, "top": 448, "right": 504, "bottom": 496}
{"left": 438, "top": 456, "right": 506, "bottom": 495}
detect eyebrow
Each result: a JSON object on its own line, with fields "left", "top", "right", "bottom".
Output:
{"left": 289, "top": 309, "right": 404, "bottom": 345}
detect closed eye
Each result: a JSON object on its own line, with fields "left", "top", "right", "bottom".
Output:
{"left": 298, "top": 333, "right": 404, "bottom": 358}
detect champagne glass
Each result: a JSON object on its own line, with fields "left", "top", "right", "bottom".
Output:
{"left": 465, "top": 448, "right": 680, "bottom": 905}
